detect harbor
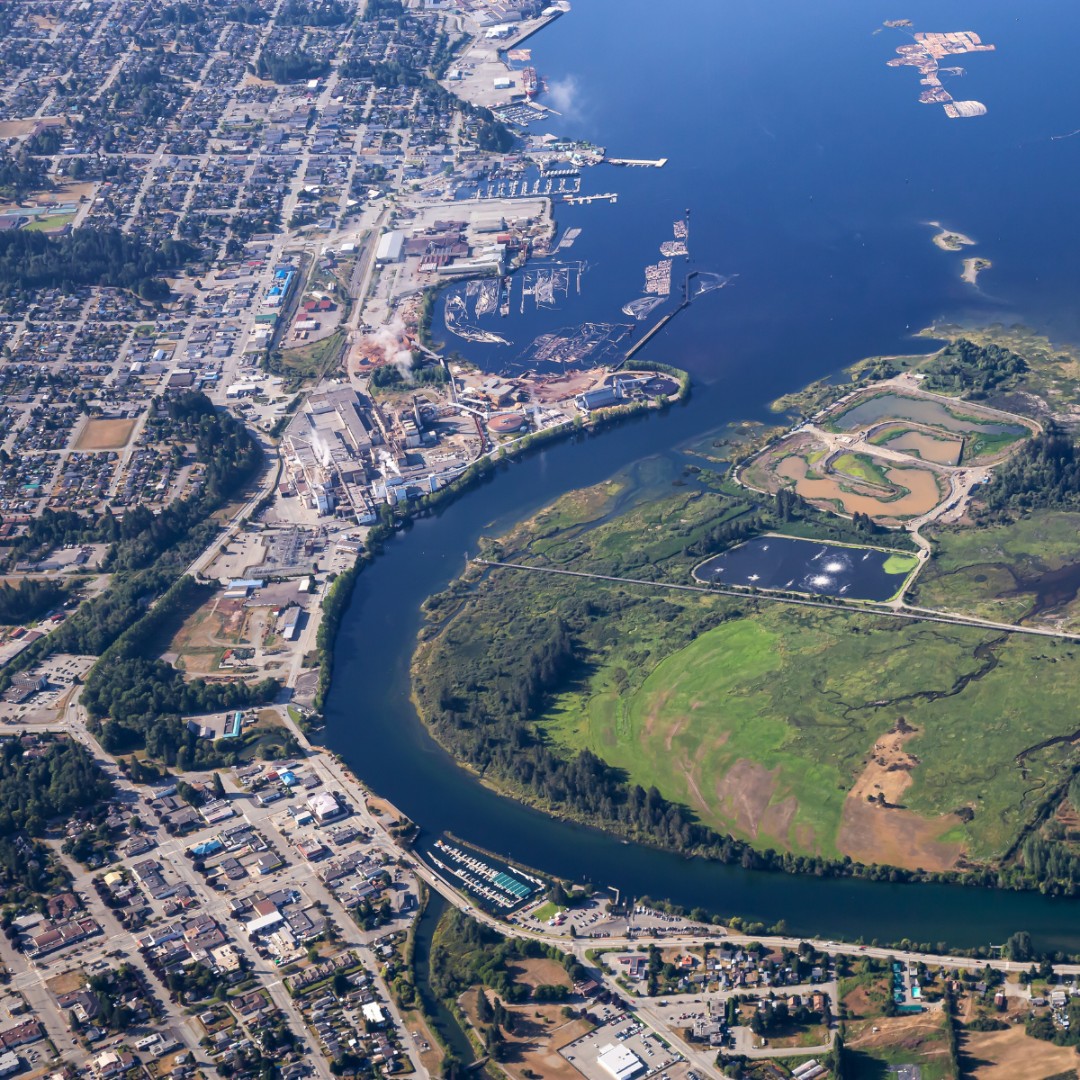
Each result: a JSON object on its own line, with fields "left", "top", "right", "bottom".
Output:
{"left": 423, "top": 837, "right": 544, "bottom": 915}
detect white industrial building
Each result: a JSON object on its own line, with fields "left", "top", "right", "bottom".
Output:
{"left": 375, "top": 230, "right": 405, "bottom": 263}
{"left": 596, "top": 1043, "right": 645, "bottom": 1080}
{"left": 308, "top": 791, "right": 344, "bottom": 824}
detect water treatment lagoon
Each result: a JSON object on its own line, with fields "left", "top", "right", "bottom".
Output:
{"left": 695, "top": 536, "right": 919, "bottom": 602}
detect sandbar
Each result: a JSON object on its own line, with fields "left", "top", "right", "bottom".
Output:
{"left": 962, "top": 256, "right": 992, "bottom": 285}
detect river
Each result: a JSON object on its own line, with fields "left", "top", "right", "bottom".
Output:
{"left": 324, "top": 0, "right": 1080, "bottom": 953}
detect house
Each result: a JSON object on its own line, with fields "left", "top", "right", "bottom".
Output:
{"left": 92, "top": 1050, "right": 135, "bottom": 1079}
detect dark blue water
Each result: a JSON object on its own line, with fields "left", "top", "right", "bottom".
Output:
{"left": 325, "top": 0, "right": 1080, "bottom": 952}
{"left": 696, "top": 536, "right": 914, "bottom": 601}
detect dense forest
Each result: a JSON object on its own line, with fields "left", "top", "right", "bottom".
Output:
{"left": 978, "top": 423, "right": 1080, "bottom": 514}
{"left": 0, "top": 148, "right": 49, "bottom": 201}
{"left": 0, "top": 226, "right": 192, "bottom": 301}
{"left": 278, "top": 0, "right": 347, "bottom": 26}
{"left": 921, "top": 338, "right": 1029, "bottom": 398}
{"left": 362, "top": 0, "right": 405, "bottom": 20}
{"left": 255, "top": 51, "right": 331, "bottom": 84}
{"left": 0, "top": 737, "right": 112, "bottom": 897}
{"left": 0, "top": 736, "right": 111, "bottom": 837}
{"left": 0, "top": 577, "right": 66, "bottom": 625}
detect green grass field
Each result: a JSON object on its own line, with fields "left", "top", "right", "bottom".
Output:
{"left": 24, "top": 212, "right": 75, "bottom": 232}
{"left": 882, "top": 553, "right": 919, "bottom": 575}
{"left": 539, "top": 599, "right": 1080, "bottom": 862}
{"left": 962, "top": 429, "right": 1027, "bottom": 463}
{"left": 418, "top": 472, "right": 1080, "bottom": 872}
{"left": 832, "top": 452, "right": 892, "bottom": 488}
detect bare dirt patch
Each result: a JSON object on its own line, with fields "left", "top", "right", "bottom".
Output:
{"left": 642, "top": 688, "right": 673, "bottom": 739}
{"left": 45, "top": 968, "right": 85, "bottom": 995}
{"left": 461, "top": 990, "right": 590, "bottom": 1080}
{"left": 75, "top": 417, "right": 138, "bottom": 451}
{"left": 848, "top": 1009, "right": 946, "bottom": 1054}
{"left": 965, "top": 1023, "right": 1080, "bottom": 1079}
{"left": 507, "top": 958, "right": 571, "bottom": 991}
{"left": 837, "top": 724, "right": 964, "bottom": 872}
{"left": 759, "top": 794, "right": 799, "bottom": 848}
{"left": 715, "top": 759, "right": 780, "bottom": 838}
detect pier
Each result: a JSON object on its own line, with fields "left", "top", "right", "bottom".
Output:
{"left": 615, "top": 271, "right": 698, "bottom": 369}
{"left": 606, "top": 157, "right": 668, "bottom": 167}
{"left": 563, "top": 192, "right": 618, "bottom": 205}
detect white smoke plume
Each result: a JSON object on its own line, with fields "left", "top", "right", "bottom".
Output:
{"left": 368, "top": 317, "right": 415, "bottom": 379}
{"left": 545, "top": 75, "right": 582, "bottom": 120}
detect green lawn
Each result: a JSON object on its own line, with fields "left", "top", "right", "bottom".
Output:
{"left": 963, "top": 429, "right": 1027, "bottom": 463}
{"left": 883, "top": 553, "right": 919, "bottom": 576}
{"left": 24, "top": 212, "right": 75, "bottom": 232}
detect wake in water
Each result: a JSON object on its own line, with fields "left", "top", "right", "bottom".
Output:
{"left": 691, "top": 272, "right": 738, "bottom": 299}
{"left": 621, "top": 295, "right": 666, "bottom": 320}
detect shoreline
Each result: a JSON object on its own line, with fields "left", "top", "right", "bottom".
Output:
{"left": 312, "top": 362, "right": 689, "bottom": 709}
{"left": 962, "top": 255, "right": 992, "bottom": 285}
{"left": 311, "top": 5, "right": 1080, "bottom": 946}
{"left": 928, "top": 220, "right": 976, "bottom": 251}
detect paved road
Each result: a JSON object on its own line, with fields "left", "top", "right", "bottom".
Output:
{"left": 480, "top": 558, "right": 1080, "bottom": 641}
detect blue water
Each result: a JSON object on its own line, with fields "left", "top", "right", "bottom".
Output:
{"left": 324, "top": 0, "right": 1080, "bottom": 951}
{"left": 696, "top": 536, "right": 912, "bottom": 601}
{"left": 447, "top": 0, "right": 1080, "bottom": 390}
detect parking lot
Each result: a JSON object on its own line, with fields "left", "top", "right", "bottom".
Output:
{"left": 560, "top": 1015, "right": 683, "bottom": 1080}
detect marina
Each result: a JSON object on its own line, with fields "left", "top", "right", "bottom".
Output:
{"left": 424, "top": 838, "right": 543, "bottom": 914}
{"left": 563, "top": 191, "right": 618, "bottom": 205}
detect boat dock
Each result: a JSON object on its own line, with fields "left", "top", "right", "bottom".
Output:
{"left": 563, "top": 192, "right": 618, "bottom": 205}
{"left": 606, "top": 157, "right": 668, "bottom": 167}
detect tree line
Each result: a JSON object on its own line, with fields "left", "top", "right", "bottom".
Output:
{"left": 978, "top": 422, "right": 1080, "bottom": 515}
{"left": 0, "top": 578, "right": 66, "bottom": 626}
{"left": 0, "top": 226, "right": 192, "bottom": 302}
{"left": 922, "top": 338, "right": 1028, "bottom": 399}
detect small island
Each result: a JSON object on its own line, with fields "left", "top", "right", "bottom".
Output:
{"left": 929, "top": 221, "right": 976, "bottom": 251}
{"left": 962, "top": 255, "right": 992, "bottom": 285}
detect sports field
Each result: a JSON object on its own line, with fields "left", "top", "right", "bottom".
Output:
{"left": 74, "top": 417, "right": 138, "bottom": 450}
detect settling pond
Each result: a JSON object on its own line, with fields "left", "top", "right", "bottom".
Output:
{"left": 832, "top": 393, "right": 1028, "bottom": 439}
{"left": 695, "top": 536, "right": 918, "bottom": 601}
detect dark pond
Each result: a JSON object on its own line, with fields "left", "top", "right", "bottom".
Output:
{"left": 695, "top": 536, "right": 918, "bottom": 602}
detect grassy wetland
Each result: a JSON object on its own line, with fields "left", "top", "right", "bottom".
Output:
{"left": 412, "top": 331, "right": 1080, "bottom": 890}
